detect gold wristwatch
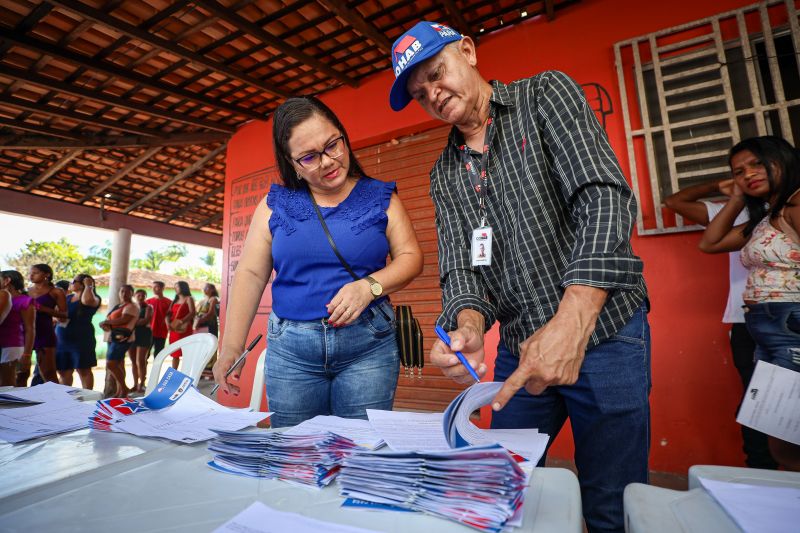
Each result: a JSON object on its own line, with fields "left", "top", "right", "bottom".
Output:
{"left": 365, "top": 276, "right": 383, "bottom": 299}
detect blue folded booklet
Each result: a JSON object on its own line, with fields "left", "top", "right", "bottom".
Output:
{"left": 143, "top": 368, "right": 194, "bottom": 409}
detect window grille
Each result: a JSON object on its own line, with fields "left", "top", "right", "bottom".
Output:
{"left": 614, "top": 0, "right": 800, "bottom": 235}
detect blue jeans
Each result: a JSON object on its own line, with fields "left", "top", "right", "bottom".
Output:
{"left": 492, "top": 304, "right": 651, "bottom": 533}
{"left": 106, "top": 341, "right": 131, "bottom": 361}
{"left": 745, "top": 302, "right": 800, "bottom": 371}
{"left": 265, "top": 300, "right": 400, "bottom": 428}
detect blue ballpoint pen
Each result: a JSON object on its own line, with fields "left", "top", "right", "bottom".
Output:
{"left": 434, "top": 325, "right": 481, "bottom": 383}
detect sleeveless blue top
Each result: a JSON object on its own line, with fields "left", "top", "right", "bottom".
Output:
{"left": 268, "top": 177, "right": 395, "bottom": 321}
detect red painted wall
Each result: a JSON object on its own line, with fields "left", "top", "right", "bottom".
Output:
{"left": 223, "top": 0, "right": 761, "bottom": 474}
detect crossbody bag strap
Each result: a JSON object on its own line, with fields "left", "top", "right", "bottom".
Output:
{"left": 309, "top": 192, "right": 360, "bottom": 282}
{"left": 309, "top": 190, "right": 391, "bottom": 322}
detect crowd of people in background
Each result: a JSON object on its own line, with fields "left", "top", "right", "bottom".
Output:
{"left": 0, "top": 267, "right": 219, "bottom": 396}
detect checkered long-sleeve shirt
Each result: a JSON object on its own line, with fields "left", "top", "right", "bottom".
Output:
{"left": 430, "top": 71, "right": 647, "bottom": 356}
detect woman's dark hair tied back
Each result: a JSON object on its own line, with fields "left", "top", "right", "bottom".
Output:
{"left": 729, "top": 135, "right": 800, "bottom": 236}
{"left": 32, "top": 263, "right": 54, "bottom": 285}
{"left": 272, "top": 96, "right": 365, "bottom": 190}
{"left": 1, "top": 270, "right": 26, "bottom": 292}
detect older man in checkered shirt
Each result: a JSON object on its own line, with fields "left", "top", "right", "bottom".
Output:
{"left": 389, "top": 21, "right": 650, "bottom": 533}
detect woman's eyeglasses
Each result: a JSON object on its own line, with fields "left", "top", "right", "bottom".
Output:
{"left": 293, "top": 136, "right": 345, "bottom": 170}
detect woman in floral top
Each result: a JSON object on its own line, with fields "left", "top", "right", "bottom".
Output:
{"left": 700, "top": 136, "right": 800, "bottom": 470}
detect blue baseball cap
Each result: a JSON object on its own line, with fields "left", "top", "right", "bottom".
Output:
{"left": 389, "top": 21, "right": 463, "bottom": 111}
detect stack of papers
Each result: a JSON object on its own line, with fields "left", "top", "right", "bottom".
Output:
{"left": 0, "top": 382, "right": 81, "bottom": 404}
{"left": 284, "top": 415, "right": 384, "bottom": 450}
{"left": 0, "top": 398, "right": 94, "bottom": 443}
{"left": 208, "top": 430, "right": 360, "bottom": 487}
{"left": 367, "top": 382, "right": 549, "bottom": 463}
{"left": 89, "top": 368, "right": 268, "bottom": 443}
{"left": 339, "top": 444, "right": 528, "bottom": 532}
{"left": 443, "top": 382, "right": 549, "bottom": 462}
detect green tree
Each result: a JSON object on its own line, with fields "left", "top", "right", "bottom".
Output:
{"left": 174, "top": 265, "right": 221, "bottom": 284}
{"left": 201, "top": 250, "right": 217, "bottom": 268}
{"left": 87, "top": 240, "right": 112, "bottom": 273}
{"left": 5, "top": 238, "right": 97, "bottom": 279}
{"left": 131, "top": 244, "right": 188, "bottom": 271}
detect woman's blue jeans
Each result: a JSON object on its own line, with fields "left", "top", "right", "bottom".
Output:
{"left": 745, "top": 301, "right": 800, "bottom": 371}
{"left": 265, "top": 300, "right": 400, "bottom": 428}
{"left": 491, "top": 304, "right": 651, "bottom": 533}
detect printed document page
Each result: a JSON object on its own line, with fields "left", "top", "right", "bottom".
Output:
{"left": 737, "top": 361, "right": 800, "bottom": 445}
{"left": 214, "top": 501, "right": 380, "bottom": 533}
{"left": 699, "top": 477, "right": 799, "bottom": 533}
{"left": 0, "top": 400, "right": 94, "bottom": 443}
{"left": 284, "top": 415, "right": 384, "bottom": 449}
{"left": 366, "top": 410, "right": 450, "bottom": 452}
{"left": 0, "top": 382, "right": 79, "bottom": 404}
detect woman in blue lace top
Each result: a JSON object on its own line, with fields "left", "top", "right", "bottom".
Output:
{"left": 214, "top": 96, "right": 423, "bottom": 427}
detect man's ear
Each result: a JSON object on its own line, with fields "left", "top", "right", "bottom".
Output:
{"left": 458, "top": 37, "right": 478, "bottom": 67}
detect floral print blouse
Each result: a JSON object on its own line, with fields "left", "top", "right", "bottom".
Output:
{"left": 741, "top": 215, "right": 800, "bottom": 302}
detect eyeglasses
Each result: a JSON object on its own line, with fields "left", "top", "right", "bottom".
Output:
{"left": 293, "top": 136, "right": 345, "bottom": 170}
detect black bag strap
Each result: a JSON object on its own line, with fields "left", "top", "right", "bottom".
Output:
{"left": 309, "top": 191, "right": 360, "bottom": 282}
{"left": 309, "top": 190, "right": 391, "bottom": 321}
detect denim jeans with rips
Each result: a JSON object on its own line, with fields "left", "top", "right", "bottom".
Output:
{"left": 265, "top": 300, "right": 400, "bottom": 428}
{"left": 492, "top": 303, "right": 651, "bottom": 533}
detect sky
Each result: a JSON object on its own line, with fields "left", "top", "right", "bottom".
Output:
{"left": 0, "top": 211, "right": 221, "bottom": 272}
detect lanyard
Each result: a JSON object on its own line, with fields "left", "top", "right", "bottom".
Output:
{"left": 458, "top": 104, "right": 496, "bottom": 227}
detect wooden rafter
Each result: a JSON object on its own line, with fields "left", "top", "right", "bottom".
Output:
{"left": 194, "top": 0, "right": 359, "bottom": 89}
{"left": 0, "top": 65, "right": 235, "bottom": 133}
{"left": 442, "top": 0, "right": 478, "bottom": 42}
{"left": 0, "top": 117, "right": 82, "bottom": 141}
{"left": 0, "top": 132, "right": 230, "bottom": 150}
{"left": 317, "top": 1, "right": 392, "bottom": 54}
{"left": 0, "top": 0, "right": 584, "bottom": 235}
{"left": 0, "top": 94, "right": 165, "bottom": 138}
{"left": 124, "top": 143, "right": 227, "bottom": 214}
{"left": 0, "top": 2, "right": 53, "bottom": 57}
{"left": 78, "top": 146, "right": 163, "bottom": 203}
{"left": 165, "top": 184, "right": 225, "bottom": 222}
{"left": 23, "top": 149, "right": 83, "bottom": 191}
{"left": 194, "top": 211, "right": 223, "bottom": 229}
{"left": 0, "top": 28, "right": 264, "bottom": 121}
{"left": 48, "top": 0, "right": 293, "bottom": 100}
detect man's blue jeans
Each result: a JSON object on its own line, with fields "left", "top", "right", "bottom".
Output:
{"left": 492, "top": 304, "right": 651, "bottom": 533}
{"left": 265, "top": 300, "right": 400, "bottom": 428}
{"left": 745, "top": 302, "right": 800, "bottom": 372}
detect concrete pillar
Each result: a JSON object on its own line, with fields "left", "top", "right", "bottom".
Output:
{"left": 108, "top": 228, "right": 132, "bottom": 309}
{"left": 105, "top": 228, "right": 132, "bottom": 397}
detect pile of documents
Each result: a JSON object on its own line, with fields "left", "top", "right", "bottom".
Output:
{"left": 0, "top": 382, "right": 94, "bottom": 443}
{"left": 339, "top": 444, "right": 528, "bottom": 532}
{"left": 89, "top": 368, "right": 267, "bottom": 443}
{"left": 366, "top": 382, "right": 549, "bottom": 463}
{"left": 284, "top": 415, "right": 384, "bottom": 450}
{"left": 208, "top": 430, "right": 360, "bottom": 487}
{"left": 0, "top": 381, "right": 82, "bottom": 404}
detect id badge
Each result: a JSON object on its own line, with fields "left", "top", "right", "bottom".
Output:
{"left": 471, "top": 226, "right": 493, "bottom": 266}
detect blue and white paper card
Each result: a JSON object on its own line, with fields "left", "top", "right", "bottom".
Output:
{"left": 142, "top": 368, "right": 194, "bottom": 410}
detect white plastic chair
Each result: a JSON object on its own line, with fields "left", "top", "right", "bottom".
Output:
{"left": 145, "top": 333, "right": 218, "bottom": 396}
{"left": 248, "top": 349, "right": 267, "bottom": 411}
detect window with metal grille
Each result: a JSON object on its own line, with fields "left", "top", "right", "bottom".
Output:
{"left": 615, "top": 0, "right": 800, "bottom": 235}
